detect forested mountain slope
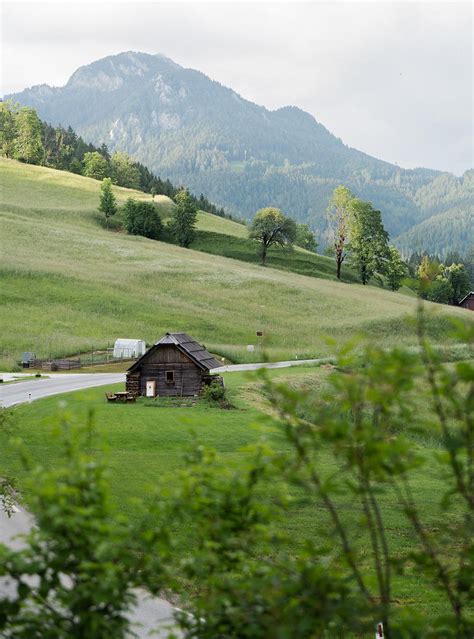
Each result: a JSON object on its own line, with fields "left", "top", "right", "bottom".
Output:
{"left": 395, "top": 170, "right": 473, "bottom": 258}
{"left": 8, "top": 51, "right": 472, "bottom": 254}
{"left": 396, "top": 206, "right": 473, "bottom": 258}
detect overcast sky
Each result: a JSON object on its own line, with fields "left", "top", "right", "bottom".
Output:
{"left": 1, "top": 1, "right": 472, "bottom": 174}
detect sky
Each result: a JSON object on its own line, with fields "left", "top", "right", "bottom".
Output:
{"left": 1, "top": 1, "right": 472, "bottom": 174}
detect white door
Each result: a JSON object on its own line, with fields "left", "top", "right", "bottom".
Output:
{"left": 146, "top": 380, "right": 156, "bottom": 397}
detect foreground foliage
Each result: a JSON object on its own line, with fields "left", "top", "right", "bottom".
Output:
{"left": 170, "top": 312, "right": 473, "bottom": 638}
{"left": 0, "top": 312, "right": 473, "bottom": 637}
{"left": 0, "top": 415, "right": 174, "bottom": 638}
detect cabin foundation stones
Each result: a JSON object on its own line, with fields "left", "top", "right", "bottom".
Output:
{"left": 125, "top": 332, "right": 223, "bottom": 398}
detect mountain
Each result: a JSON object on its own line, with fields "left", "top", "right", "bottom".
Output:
{"left": 8, "top": 51, "right": 472, "bottom": 253}
{"left": 396, "top": 170, "right": 474, "bottom": 258}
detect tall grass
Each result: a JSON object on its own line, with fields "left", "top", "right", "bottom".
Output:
{"left": 1, "top": 158, "right": 471, "bottom": 369}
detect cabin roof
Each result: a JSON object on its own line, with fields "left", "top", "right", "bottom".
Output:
{"left": 459, "top": 291, "right": 474, "bottom": 305}
{"left": 127, "top": 332, "right": 221, "bottom": 373}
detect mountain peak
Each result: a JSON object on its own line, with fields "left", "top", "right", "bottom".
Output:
{"left": 66, "top": 51, "right": 180, "bottom": 90}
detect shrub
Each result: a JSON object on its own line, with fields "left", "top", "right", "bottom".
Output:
{"left": 122, "top": 199, "right": 163, "bottom": 240}
{"left": 202, "top": 380, "right": 226, "bottom": 404}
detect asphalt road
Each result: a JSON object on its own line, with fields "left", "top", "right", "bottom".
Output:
{"left": 212, "top": 356, "right": 332, "bottom": 373}
{"left": 0, "top": 373, "right": 125, "bottom": 408}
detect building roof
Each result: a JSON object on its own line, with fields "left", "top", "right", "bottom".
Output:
{"left": 127, "top": 332, "right": 221, "bottom": 373}
{"left": 459, "top": 291, "right": 474, "bottom": 305}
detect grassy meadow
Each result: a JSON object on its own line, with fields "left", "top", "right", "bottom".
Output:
{"left": 1, "top": 158, "right": 472, "bottom": 369}
{"left": 1, "top": 364, "right": 468, "bottom": 619}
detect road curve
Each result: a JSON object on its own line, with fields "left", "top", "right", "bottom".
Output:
{"left": 0, "top": 373, "right": 125, "bottom": 408}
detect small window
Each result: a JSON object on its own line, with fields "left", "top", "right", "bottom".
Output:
{"left": 165, "top": 370, "right": 175, "bottom": 384}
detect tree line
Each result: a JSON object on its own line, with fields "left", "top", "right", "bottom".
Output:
{"left": 409, "top": 254, "right": 472, "bottom": 305}
{"left": 0, "top": 100, "right": 234, "bottom": 221}
{"left": 99, "top": 178, "right": 199, "bottom": 248}
{"left": 248, "top": 187, "right": 408, "bottom": 291}
{"left": 248, "top": 185, "right": 471, "bottom": 305}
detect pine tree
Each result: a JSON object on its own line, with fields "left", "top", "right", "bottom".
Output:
{"left": 99, "top": 178, "right": 117, "bottom": 228}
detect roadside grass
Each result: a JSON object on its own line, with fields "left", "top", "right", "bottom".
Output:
{"left": 1, "top": 158, "right": 472, "bottom": 370}
{"left": 0, "top": 364, "right": 468, "bottom": 619}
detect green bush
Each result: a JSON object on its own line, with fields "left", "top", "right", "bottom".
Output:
{"left": 122, "top": 198, "right": 163, "bottom": 240}
{"left": 202, "top": 380, "right": 226, "bottom": 404}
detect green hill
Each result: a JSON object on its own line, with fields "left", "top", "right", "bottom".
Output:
{"left": 0, "top": 158, "right": 471, "bottom": 370}
{"left": 11, "top": 50, "right": 473, "bottom": 256}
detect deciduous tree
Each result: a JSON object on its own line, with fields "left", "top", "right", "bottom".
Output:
{"left": 0, "top": 100, "right": 18, "bottom": 159}
{"left": 171, "top": 189, "right": 198, "bottom": 248}
{"left": 82, "top": 151, "right": 109, "bottom": 180}
{"left": 327, "top": 185, "right": 353, "bottom": 280}
{"left": 0, "top": 421, "right": 145, "bottom": 637}
{"left": 249, "top": 207, "right": 297, "bottom": 265}
{"left": 348, "top": 199, "right": 389, "bottom": 284}
{"left": 295, "top": 223, "right": 318, "bottom": 252}
{"left": 416, "top": 259, "right": 470, "bottom": 305}
{"left": 110, "top": 152, "right": 141, "bottom": 189}
{"left": 123, "top": 198, "right": 163, "bottom": 240}
{"left": 13, "top": 107, "right": 43, "bottom": 164}
{"left": 443, "top": 263, "right": 471, "bottom": 304}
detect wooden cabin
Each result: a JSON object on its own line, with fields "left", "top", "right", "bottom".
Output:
{"left": 126, "top": 332, "right": 222, "bottom": 398}
{"left": 459, "top": 292, "right": 474, "bottom": 311}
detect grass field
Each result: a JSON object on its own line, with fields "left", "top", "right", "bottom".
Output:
{"left": 0, "top": 364, "right": 467, "bottom": 619}
{"left": 1, "top": 158, "right": 472, "bottom": 370}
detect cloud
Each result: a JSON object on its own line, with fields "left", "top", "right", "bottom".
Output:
{"left": 1, "top": 1, "right": 472, "bottom": 173}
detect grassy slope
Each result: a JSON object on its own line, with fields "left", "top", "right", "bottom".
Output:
{"left": 1, "top": 366, "right": 466, "bottom": 618}
{"left": 1, "top": 158, "right": 471, "bottom": 369}
{"left": 194, "top": 210, "right": 358, "bottom": 282}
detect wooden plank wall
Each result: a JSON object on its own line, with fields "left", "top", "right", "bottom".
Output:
{"left": 139, "top": 362, "right": 202, "bottom": 396}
